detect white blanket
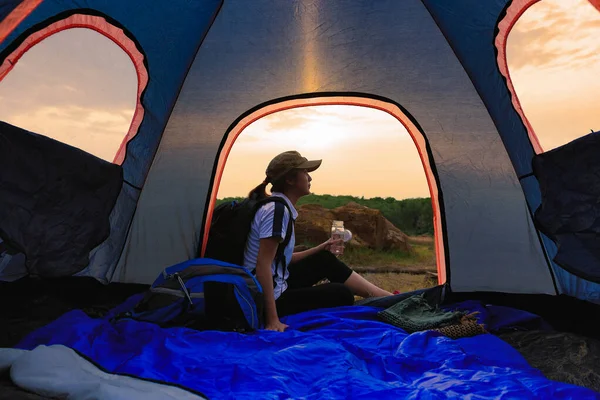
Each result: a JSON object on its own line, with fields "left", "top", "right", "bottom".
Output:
{"left": 0, "top": 345, "right": 205, "bottom": 400}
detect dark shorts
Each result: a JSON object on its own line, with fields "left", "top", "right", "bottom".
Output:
{"left": 276, "top": 250, "right": 354, "bottom": 317}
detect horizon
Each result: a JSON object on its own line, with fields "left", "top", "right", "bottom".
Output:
{"left": 217, "top": 192, "right": 432, "bottom": 201}
{"left": 0, "top": 0, "right": 598, "bottom": 200}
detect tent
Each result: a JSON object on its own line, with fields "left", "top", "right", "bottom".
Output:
{"left": 0, "top": 0, "right": 600, "bottom": 399}
{"left": 1, "top": 1, "right": 600, "bottom": 398}
{"left": 1, "top": 0, "right": 599, "bottom": 302}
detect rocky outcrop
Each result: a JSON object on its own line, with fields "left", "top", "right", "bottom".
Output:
{"left": 295, "top": 202, "right": 412, "bottom": 253}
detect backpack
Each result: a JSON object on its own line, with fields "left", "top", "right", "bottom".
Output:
{"left": 204, "top": 196, "right": 294, "bottom": 269}
{"left": 113, "top": 258, "right": 264, "bottom": 332}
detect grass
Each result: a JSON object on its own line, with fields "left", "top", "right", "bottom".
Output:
{"left": 301, "top": 236, "right": 436, "bottom": 271}
{"left": 339, "top": 243, "right": 435, "bottom": 271}
{"left": 361, "top": 272, "right": 438, "bottom": 294}
{"left": 305, "top": 235, "right": 439, "bottom": 295}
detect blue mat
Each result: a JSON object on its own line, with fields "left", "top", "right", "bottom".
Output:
{"left": 16, "top": 295, "right": 599, "bottom": 399}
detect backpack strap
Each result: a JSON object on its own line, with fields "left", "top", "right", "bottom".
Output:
{"left": 275, "top": 211, "right": 294, "bottom": 273}
{"left": 251, "top": 197, "right": 295, "bottom": 278}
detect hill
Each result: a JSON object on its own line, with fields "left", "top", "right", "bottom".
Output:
{"left": 216, "top": 194, "right": 434, "bottom": 236}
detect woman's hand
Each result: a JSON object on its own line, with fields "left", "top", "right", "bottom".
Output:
{"left": 319, "top": 237, "right": 344, "bottom": 252}
{"left": 265, "top": 318, "right": 289, "bottom": 332}
{"left": 292, "top": 237, "right": 344, "bottom": 263}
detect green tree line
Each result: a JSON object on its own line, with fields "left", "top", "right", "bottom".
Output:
{"left": 216, "top": 194, "right": 434, "bottom": 236}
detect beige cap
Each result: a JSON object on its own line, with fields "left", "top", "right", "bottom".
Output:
{"left": 266, "top": 150, "right": 322, "bottom": 183}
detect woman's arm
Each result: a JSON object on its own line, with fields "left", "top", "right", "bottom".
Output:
{"left": 255, "top": 237, "right": 288, "bottom": 332}
{"left": 291, "top": 237, "right": 342, "bottom": 263}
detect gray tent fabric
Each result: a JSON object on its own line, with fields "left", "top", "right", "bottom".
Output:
{"left": 9, "top": 0, "right": 600, "bottom": 299}
{"left": 113, "top": 0, "right": 555, "bottom": 295}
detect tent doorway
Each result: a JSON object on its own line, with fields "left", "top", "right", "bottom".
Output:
{"left": 201, "top": 96, "right": 448, "bottom": 289}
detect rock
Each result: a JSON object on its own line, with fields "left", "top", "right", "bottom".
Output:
{"left": 294, "top": 204, "right": 336, "bottom": 246}
{"left": 295, "top": 202, "right": 412, "bottom": 253}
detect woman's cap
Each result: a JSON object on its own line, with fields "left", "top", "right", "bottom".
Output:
{"left": 266, "top": 150, "right": 322, "bottom": 183}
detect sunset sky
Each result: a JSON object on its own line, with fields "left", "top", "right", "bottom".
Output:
{"left": 0, "top": 0, "right": 598, "bottom": 199}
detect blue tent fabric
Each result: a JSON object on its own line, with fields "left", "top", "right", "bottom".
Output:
{"left": 0, "top": 1, "right": 22, "bottom": 22}
{"left": 420, "top": 0, "right": 536, "bottom": 180}
{"left": 16, "top": 297, "right": 598, "bottom": 399}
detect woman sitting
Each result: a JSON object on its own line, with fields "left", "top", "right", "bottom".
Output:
{"left": 244, "top": 150, "right": 393, "bottom": 332}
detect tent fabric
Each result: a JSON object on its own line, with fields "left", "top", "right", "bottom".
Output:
{"left": 0, "top": 121, "right": 122, "bottom": 277}
{"left": 0, "top": 1, "right": 23, "bottom": 23}
{"left": 120, "top": 0, "right": 556, "bottom": 297}
{"left": 0, "top": 0, "right": 222, "bottom": 188}
{"left": 0, "top": 0, "right": 42, "bottom": 44}
{"left": 0, "top": 0, "right": 223, "bottom": 283}
{"left": 544, "top": 240, "right": 600, "bottom": 305}
{"left": 520, "top": 174, "right": 600, "bottom": 302}
{"left": 14, "top": 297, "right": 599, "bottom": 399}
{"left": 0, "top": 0, "right": 599, "bottom": 302}
{"left": 533, "top": 131, "right": 600, "bottom": 284}
{"left": 423, "top": 0, "right": 598, "bottom": 303}
{"left": 0, "top": 237, "right": 27, "bottom": 282}
{"left": 421, "top": 0, "right": 538, "bottom": 178}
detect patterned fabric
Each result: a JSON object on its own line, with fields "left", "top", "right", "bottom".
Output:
{"left": 433, "top": 314, "right": 487, "bottom": 339}
{"left": 378, "top": 294, "right": 487, "bottom": 339}
{"left": 377, "top": 294, "right": 463, "bottom": 332}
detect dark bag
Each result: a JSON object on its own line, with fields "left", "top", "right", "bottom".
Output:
{"left": 204, "top": 196, "right": 293, "bottom": 268}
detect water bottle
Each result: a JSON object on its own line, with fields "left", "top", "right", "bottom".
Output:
{"left": 331, "top": 220, "right": 351, "bottom": 256}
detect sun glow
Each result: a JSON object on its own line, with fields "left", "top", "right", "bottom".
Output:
{"left": 218, "top": 105, "right": 430, "bottom": 199}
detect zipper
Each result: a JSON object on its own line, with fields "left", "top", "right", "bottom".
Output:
{"left": 150, "top": 287, "right": 205, "bottom": 299}
{"left": 175, "top": 273, "right": 193, "bottom": 306}
{"left": 234, "top": 285, "right": 256, "bottom": 329}
{"left": 162, "top": 272, "right": 194, "bottom": 306}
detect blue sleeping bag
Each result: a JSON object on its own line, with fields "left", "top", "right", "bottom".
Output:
{"left": 16, "top": 294, "right": 600, "bottom": 399}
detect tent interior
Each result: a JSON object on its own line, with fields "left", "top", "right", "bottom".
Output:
{"left": 1, "top": 0, "right": 600, "bottom": 398}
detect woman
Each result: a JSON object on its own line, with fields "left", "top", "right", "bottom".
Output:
{"left": 244, "top": 150, "right": 393, "bottom": 332}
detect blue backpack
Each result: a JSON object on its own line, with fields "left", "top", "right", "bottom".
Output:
{"left": 114, "top": 258, "right": 264, "bottom": 332}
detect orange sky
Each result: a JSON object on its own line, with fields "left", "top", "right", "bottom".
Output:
{"left": 0, "top": 0, "right": 598, "bottom": 199}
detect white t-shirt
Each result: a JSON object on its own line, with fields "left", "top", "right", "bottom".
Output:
{"left": 243, "top": 192, "right": 297, "bottom": 299}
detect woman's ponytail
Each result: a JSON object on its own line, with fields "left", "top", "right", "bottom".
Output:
{"left": 248, "top": 176, "right": 270, "bottom": 200}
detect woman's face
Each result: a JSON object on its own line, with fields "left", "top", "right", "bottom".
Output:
{"left": 290, "top": 169, "right": 312, "bottom": 196}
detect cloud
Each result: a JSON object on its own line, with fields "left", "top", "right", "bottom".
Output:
{"left": 262, "top": 109, "right": 316, "bottom": 131}
{"left": 244, "top": 105, "right": 408, "bottom": 146}
{"left": 508, "top": 0, "right": 600, "bottom": 70}
{"left": 2, "top": 105, "right": 133, "bottom": 161}
{"left": 0, "top": 28, "right": 137, "bottom": 114}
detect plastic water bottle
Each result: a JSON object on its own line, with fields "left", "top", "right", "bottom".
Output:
{"left": 331, "top": 220, "right": 344, "bottom": 255}
{"left": 331, "top": 220, "right": 352, "bottom": 256}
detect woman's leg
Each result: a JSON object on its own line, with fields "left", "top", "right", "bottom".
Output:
{"left": 343, "top": 271, "right": 393, "bottom": 298}
{"left": 285, "top": 250, "right": 353, "bottom": 290}
{"left": 286, "top": 250, "right": 393, "bottom": 299}
{"left": 276, "top": 283, "right": 354, "bottom": 317}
